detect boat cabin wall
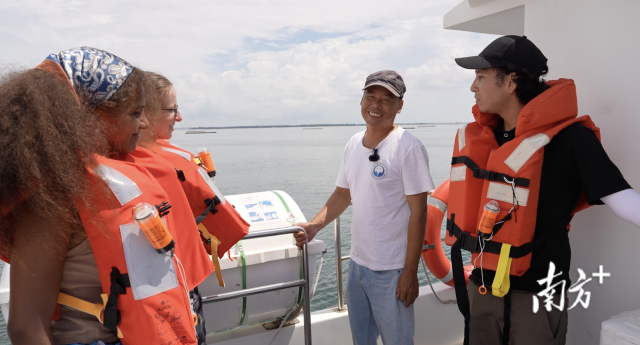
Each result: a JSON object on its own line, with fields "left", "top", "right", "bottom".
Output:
{"left": 525, "top": 2, "right": 640, "bottom": 344}
{"left": 445, "top": 1, "right": 640, "bottom": 344}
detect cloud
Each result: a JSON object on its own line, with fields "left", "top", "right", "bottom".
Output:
{"left": 0, "top": 0, "right": 498, "bottom": 126}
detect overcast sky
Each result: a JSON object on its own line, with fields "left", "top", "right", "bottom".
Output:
{"left": 0, "top": 0, "right": 498, "bottom": 127}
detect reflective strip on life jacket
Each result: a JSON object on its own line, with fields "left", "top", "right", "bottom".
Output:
{"left": 458, "top": 124, "right": 467, "bottom": 151}
{"left": 195, "top": 168, "right": 226, "bottom": 205}
{"left": 162, "top": 147, "right": 191, "bottom": 161}
{"left": 486, "top": 182, "right": 530, "bottom": 206}
{"left": 450, "top": 166, "right": 466, "bottom": 182}
{"left": 95, "top": 164, "right": 142, "bottom": 205}
{"left": 504, "top": 133, "right": 551, "bottom": 173}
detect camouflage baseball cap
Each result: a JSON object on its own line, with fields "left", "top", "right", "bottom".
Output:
{"left": 363, "top": 70, "right": 406, "bottom": 98}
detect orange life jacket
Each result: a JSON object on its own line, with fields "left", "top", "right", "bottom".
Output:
{"left": 76, "top": 154, "right": 198, "bottom": 344}
{"left": 445, "top": 79, "right": 601, "bottom": 277}
{"left": 129, "top": 147, "right": 214, "bottom": 288}
{"left": 154, "top": 140, "right": 250, "bottom": 257}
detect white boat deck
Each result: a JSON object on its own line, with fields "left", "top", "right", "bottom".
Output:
{"left": 206, "top": 282, "right": 464, "bottom": 345}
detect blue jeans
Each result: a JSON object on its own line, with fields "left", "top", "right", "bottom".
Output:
{"left": 346, "top": 260, "right": 414, "bottom": 345}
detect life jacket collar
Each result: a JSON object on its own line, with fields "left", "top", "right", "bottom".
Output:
{"left": 472, "top": 78, "right": 578, "bottom": 137}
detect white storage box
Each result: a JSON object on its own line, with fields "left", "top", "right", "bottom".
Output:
{"left": 601, "top": 308, "right": 640, "bottom": 344}
{"left": 198, "top": 190, "right": 325, "bottom": 333}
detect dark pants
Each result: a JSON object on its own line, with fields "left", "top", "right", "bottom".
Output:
{"left": 190, "top": 287, "right": 206, "bottom": 345}
{"left": 467, "top": 282, "right": 568, "bottom": 345}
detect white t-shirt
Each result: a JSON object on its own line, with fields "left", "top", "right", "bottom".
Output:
{"left": 336, "top": 127, "right": 435, "bottom": 271}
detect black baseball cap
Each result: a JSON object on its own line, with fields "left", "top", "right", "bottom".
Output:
{"left": 363, "top": 70, "right": 406, "bottom": 98}
{"left": 455, "top": 35, "right": 548, "bottom": 76}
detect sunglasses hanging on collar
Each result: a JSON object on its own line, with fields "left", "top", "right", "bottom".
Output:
{"left": 369, "top": 148, "right": 380, "bottom": 162}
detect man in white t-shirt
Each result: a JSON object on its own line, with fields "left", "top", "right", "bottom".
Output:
{"left": 294, "top": 70, "right": 434, "bottom": 345}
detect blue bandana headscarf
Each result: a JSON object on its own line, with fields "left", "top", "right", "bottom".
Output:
{"left": 46, "top": 47, "right": 134, "bottom": 108}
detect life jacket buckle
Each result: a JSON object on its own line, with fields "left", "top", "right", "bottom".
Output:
{"left": 472, "top": 168, "right": 495, "bottom": 181}
{"left": 175, "top": 169, "right": 186, "bottom": 182}
{"left": 458, "top": 231, "right": 482, "bottom": 253}
{"left": 155, "top": 201, "right": 172, "bottom": 217}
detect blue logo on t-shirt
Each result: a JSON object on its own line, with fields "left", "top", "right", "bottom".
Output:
{"left": 372, "top": 162, "right": 387, "bottom": 180}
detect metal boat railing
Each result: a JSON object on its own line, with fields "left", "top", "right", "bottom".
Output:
{"left": 201, "top": 226, "right": 313, "bottom": 345}
{"left": 334, "top": 216, "right": 350, "bottom": 312}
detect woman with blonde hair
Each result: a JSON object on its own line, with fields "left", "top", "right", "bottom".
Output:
{"left": 135, "top": 71, "right": 251, "bottom": 339}
{"left": 139, "top": 72, "right": 249, "bottom": 267}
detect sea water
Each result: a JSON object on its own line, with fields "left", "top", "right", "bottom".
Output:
{"left": 0, "top": 124, "right": 467, "bottom": 342}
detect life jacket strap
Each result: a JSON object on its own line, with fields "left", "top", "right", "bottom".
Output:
{"left": 210, "top": 235, "right": 225, "bottom": 288}
{"left": 492, "top": 244, "right": 512, "bottom": 298}
{"left": 57, "top": 292, "right": 124, "bottom": 338}
{"left": 447, "top": 213, "right": 554, "bottom": 259}
{"left": 450, "top": 224, "right": 515, "bottom": 345}
{"left": 197, "top": 222, "right": 225, "bottom": 287}
{"left": 473, "top": 168, "right": 530, "bottom": 188}
{"left": 450, "top": 214, "right": 470, "bottom": 345}
{"left": 194, "top": 196, "right": 224, "bottom": 276}
{"left": 451, "top": 156, "right": 530, "bottom": 187}
{"left": 502, "top": 291, "right": 512, "bottom": 345}
{"left": 451, "top": 156, "right": 479, "bottom": 170}
{"left": 104, "top": 268, "right": 130, "bottom": 337}
{"left": 194, "top": 196, "right": 221, "bottom": 225}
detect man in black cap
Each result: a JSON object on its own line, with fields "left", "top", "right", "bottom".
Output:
{"left": 294, "top": 70, "right": 434, "bottom": 344}
{"left": 446, "top": 35, "right": 640, "bottom": 345}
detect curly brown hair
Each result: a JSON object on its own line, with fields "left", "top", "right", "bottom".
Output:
{"left": 0, "top": 68, "right": 106, "bottom": 259}
{"left": 140, "top": 71, "right": 173, "bottom": 146}
{"left": 0, "top": 66, "right": 151, "bottom": 260}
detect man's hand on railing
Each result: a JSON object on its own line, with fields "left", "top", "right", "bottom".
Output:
{"left": 293, "top": 222, "right": 318, "bottom": 250}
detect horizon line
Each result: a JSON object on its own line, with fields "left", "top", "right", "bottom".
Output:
{"left": 180, "top": 122, "right": 467, "bottom": 130}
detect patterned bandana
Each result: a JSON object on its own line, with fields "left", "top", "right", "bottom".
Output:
{"left": 46, "top": 47, "right": 134, "bottom": 107}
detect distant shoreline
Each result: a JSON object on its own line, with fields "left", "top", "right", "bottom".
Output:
{"left": 179, "top": 122, "right": 466, "bottom": 130}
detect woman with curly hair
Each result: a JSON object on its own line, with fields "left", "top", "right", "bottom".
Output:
{"left": 0, "top": 48, "right": 211, "bottom": 345}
